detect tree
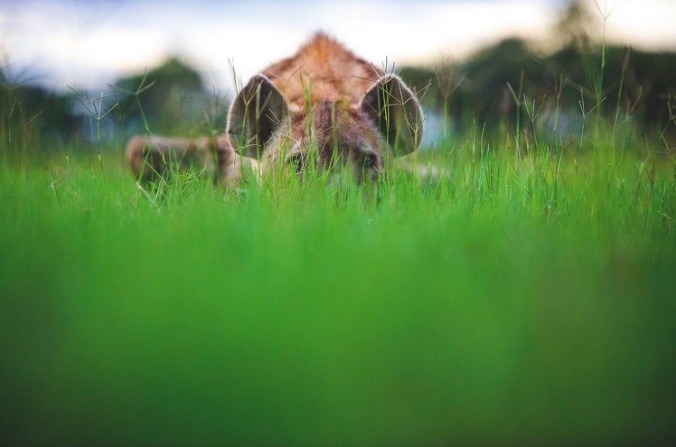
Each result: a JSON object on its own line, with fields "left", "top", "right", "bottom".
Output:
{"left": 112, "top": 57, "right": 207, "bottom": 136}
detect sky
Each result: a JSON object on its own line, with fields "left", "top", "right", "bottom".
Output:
{"left": 1, "top": 0, "right": 675, "bottom": 93}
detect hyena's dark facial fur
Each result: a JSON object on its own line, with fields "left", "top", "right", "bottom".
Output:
{"left": 273, "top": 102, "right": 384, "bottom": 184}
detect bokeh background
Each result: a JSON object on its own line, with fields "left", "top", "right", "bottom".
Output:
{"left": 2, "top": 0, "right": 676, "bottom": 147}
{"left": 2, "top": 2, "right": 676, "bottom": 446}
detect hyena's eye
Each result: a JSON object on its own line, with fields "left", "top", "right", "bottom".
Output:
{"left": 363, "top": 153, "right": 377, "bottom": 169}
{"left": 288, "top": 154, "right": 305, "bottom": 175}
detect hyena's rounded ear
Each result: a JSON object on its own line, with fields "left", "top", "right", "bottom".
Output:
{"left": 227, "top": 74, "right": 289, "bottom": 159}
{"left": 361, "top": 74, "right": 424, "bottom": 156}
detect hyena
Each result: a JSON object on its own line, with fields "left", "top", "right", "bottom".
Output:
{"left": 126, "top": 135, "right": 229, "bottom": 182}
{"left": 127, "top": 32, "right": 424, "bottom": 186}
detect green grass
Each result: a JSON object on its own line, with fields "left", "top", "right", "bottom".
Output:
{"left": 1, "top": 141, "right": 675, "bottom": 446}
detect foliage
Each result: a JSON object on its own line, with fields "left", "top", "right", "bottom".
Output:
{"left": 1, "top": 136, "right": 675, "bottom": 445}
{"left": 0, "top": 73, "right": 78, "bottom": 157}
{"left": 401, "top": 41, "right": 676, "bottom": 143}
{"left": 111, "top": 57, "right": 215, "bottom": 137}
{"left": 1, "top": 3, "right": 676, "bottom": 442}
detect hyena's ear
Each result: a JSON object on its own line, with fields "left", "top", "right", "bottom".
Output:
{"left": 227, "top": 74, "right": 289, "bottom": 158}
{"left": 361, "top": 75, "right": 424, "bottom": 156}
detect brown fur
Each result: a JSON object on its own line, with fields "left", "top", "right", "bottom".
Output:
{"left": 225, "top": 32, "right": 424, "bottom": 186}
{"left": 127, "top": 33, "right": 424, "bottom": 186}
{"left": 126, "top": 135, "right": 227, "bottom": 182}
{"left": 262, "top": 33, "right": 383, "bottom": 108}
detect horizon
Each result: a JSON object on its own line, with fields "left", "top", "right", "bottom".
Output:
{"left": 2, "top": 0, "right": 675, "bottom": 93}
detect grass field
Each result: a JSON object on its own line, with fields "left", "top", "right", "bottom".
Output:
{"left": 1, "top": 132, "right": 675, "bottom": 446}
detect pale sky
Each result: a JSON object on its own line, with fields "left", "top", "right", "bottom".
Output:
{"left": 1, "top": 0, "right": 675, "bottom": 92}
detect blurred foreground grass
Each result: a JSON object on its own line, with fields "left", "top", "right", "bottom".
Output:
{"left": 1, "top": 143, "right": 675, "bottom": 446}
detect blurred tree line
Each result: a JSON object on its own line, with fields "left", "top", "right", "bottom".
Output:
{"left": 401, "top": 40, "right": 676, "bottom": 140}
{"left": 1, "top": 57, "right": 225, "bottom": 156}
{"left": 1, "top": 1, "right": 675, "bottom": 153}
{"left": 1, "top": 69, "right": 79, "bottom": 155}
{"left": 399, "top": 1, "right": 676, "bottom": 146}
{"left": 109, "top": 57, "right": 227, "bottom": 138}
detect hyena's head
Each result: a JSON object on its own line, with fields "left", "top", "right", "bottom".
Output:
{"left": 226, "top": 74, "right": 423, "bottom": 185}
